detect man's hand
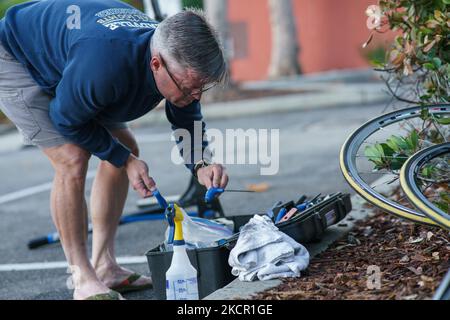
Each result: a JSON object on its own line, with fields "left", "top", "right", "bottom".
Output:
{"left": 196, "top": 164, "right": 229, "bottom": 189}
{"left": 125, "top": 154, "right": 156, "bottom": 198}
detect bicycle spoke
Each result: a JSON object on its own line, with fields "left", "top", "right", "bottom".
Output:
{"left": 430, "top": 115, "right": 449, "bottom": 143}
{"left": 356, "top": 155, "right": 410, "bottom": 159}
{"left": 371, "top": 176, "right": 399, "bottom": 190}
{"left": 359, "top": 171, "right": 396, "bottom": 175}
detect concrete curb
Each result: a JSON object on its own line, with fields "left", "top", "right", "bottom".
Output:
{"left": 242, "top": 69, "right": 382, "bottom": 89}
{"left": 203, "top": 176, "right": 395, "bottom": 300}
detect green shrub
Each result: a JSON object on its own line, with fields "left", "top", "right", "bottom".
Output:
{"left": 367, "top": 0, "right": 449, "bottom": 104}
{"left": 0, "top": 0, "right": 27, "bottom": 19}
{"left": 182, "top": 0, "right": 204, "bottom": 9}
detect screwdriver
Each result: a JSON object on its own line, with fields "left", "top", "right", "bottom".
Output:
{"left": 205, "top": 187, "right": 255, "bottom": 203}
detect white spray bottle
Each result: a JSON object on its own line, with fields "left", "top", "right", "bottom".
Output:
{"left": 164, "top": 203, "right": 199, "bottom": 300}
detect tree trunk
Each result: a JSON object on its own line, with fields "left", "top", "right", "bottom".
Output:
{"left": 203, "top": 0, "right": 234, "bottom": 102}
{"left": 268, "top": 0, "right": 301, "bottom": 78}
{"left": 143, "top": 0, "right": 182, "bottom": 20}
{"left": 204, "top": 0, "right": 229, "bottom": 56}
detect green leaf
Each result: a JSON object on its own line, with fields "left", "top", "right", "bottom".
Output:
{"left": 423, "top": 62, "right": 436, "bottom": 70}
{"left": 421, "top": 165, "right": 435, "bottom": 178}
{"left": 390, "top": 156, "right": 406, "bottom": 170}
{"left": 387, "top": 135, "right": 410, "bottom": 151}
{"left": 432, "top": 57, "right": 442, "bottom": 68}
{"left": 375, "top": 144, "right": 386, "bottom": 158}
{"left": 420, "top": 27, "right": 434, "bottom": 35}
{"left": 420, "top": 94, "right": 432, "bottom": 101}
{"left": 380, "top": 143, "right": 395, "bottom": 157}
{"left": 434, "top": 201, "right": 449, "bottom": 213}
{"left": 386, "top": 137, "right": 400, "bottom": 152}
{"left": 408, "top": 130, "right": 419, "bottom": 150}
{"left": 440, "top": 192, "right": 450, "bottom": 203}
{"left": 364, "top": 145, "right": 382, "bottom": 161}
{"left": 421, "top": 108, "right": 430, "bottom": 120}
{"left": 434, "top": 116, "right": 450, "bottom": 125}
{"left": 364, "top": 145, "right": 384, "bottom": 167}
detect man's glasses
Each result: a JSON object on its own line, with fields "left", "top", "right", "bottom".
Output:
{"left": 159, "top": 54, "right": 218, "bottom": 99}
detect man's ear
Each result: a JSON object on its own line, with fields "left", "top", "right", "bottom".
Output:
{"left": 150, "top": 56, "right": 161, "bottom": 72}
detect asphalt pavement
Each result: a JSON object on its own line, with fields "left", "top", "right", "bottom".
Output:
{"left": 0, "top": 102, "right": 388, "bottom": 299}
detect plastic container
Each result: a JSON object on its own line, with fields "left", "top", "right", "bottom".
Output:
{"left": 147, "top": 244, "right": 234, "bottom": 299}
{"left": 146, "top": 193, "right": 352, "bottom": 299}
{"left": 165, "top": 244, "right": 199, "bottom": 300}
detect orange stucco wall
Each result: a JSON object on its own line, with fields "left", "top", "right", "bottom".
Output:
{"left": 228, "top": 0, "right": 393, "bottom": 81}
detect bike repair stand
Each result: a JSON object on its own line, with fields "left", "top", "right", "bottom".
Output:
{"left": 27, "top": 176, "right": 225, "bottom": 249}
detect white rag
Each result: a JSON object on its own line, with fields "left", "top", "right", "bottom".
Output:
{"left": 228, "top": 214, "right": 310, "bottom": 281}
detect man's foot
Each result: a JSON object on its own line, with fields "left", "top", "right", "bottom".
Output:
{"left": 95, "top": 263, "right": 153, "bottom": 294}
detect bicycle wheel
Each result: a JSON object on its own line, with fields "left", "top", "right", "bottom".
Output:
{"left": 340, "top": 104, "right": 450, "bottom": 226}
{"left": 400, "top": 143, "right": 450, "bottom": 230}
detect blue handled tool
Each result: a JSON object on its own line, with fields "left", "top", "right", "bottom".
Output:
{"left": 165, "top": 204, "right": 176, "bottom": 245}
{"left": 205, "top": 187, "right": 255, "bottom": 203}
{"left": 152, "top": 188, "right": 175, "bottom": 244}
{"left": 266, "top": 201, "right": 282, "bottom": 219}
{"left": 274, "top": 208, "right": 287, "bottom": 223}
{"left": 296, "top": 202, "right": 309, "bottom": 212}
{"left": 152, "top": 188, "right": 187, "bottom": 245}
{"left": 152, "top": 188, "right": 169, "bottom": 209}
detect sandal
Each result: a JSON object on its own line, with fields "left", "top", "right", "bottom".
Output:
{"left": 85, "top": 290, "right": 123, "bottom": 300}
{"left": 110, "top": 273, "right": 153, "bottom": 294}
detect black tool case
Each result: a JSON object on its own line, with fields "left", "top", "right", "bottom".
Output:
{"left": 146, "top": 193, "right": 352, "bottom": 299}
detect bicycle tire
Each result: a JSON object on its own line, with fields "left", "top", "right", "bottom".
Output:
{"left": 340, "top": 104, "right": 450, "bottom": 226}
{"left": 433, "top": 268, "right": 450, "bottom": 300}
{"left": 400, "top": 143, "right": 450, "bottom": 230}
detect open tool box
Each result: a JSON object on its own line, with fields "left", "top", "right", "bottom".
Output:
{"left": 146, "top": 192, "right": 352, "bottom": 299}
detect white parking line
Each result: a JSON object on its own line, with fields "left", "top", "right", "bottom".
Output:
{"left": 135, "top": 133, "right": 171, "bottom": 144}
{"left": 0, "top": 133, "right": 171, "bottom": 205}
{"left": 0, "top": 170, "right": 97, "bottom": 205}
{"left": 0, "top": 256, "right": 148, "bottom": 272}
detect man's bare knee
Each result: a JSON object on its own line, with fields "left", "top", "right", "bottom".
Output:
{"left": 44, "top": 144, "right": 91, "bottom": 180}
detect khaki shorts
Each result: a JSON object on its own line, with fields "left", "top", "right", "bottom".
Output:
{"left": 0, "top": 43, "right": 127, "bottom": 148}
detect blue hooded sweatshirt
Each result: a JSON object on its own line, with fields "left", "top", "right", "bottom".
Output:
{"left": 0, "top": 0, "right": 208, "bottom": 171}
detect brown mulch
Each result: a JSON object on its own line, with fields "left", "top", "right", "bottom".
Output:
{"left": 253, "top": 208, "right": 450, "bottom": 300}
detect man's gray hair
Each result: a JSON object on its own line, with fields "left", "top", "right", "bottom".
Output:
{"left": 151, "top": 9, "right": 228, "bottom": 85}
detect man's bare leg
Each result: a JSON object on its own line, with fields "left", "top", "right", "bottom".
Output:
{"left": 43, "top": 143, "right": 119, "bottom": 300}
{"left": 90, "top": 129, "right": 152, "bottom": 288}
